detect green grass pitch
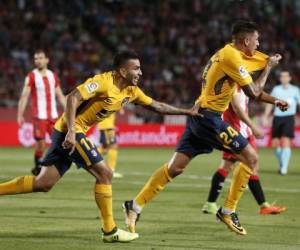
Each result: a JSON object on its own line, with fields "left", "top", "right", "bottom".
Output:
{"left": 0, "top": 147, "right": 299, "bottom": 250}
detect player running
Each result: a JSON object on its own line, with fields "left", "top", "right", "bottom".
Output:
{"left": 202, "top": 86, "right": 286, "bottom": 215}
{"left": 17, "top": 49, "right": 66, "bottom": 175}
{"left": 0, "top": 50, "right": 199, "bottom": 243}
{"left": 123, "top": 21, "right": 288, "bottom": 236}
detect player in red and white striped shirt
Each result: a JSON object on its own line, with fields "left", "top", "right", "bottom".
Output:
{"left": 17, "top": 50, "right": 66, "bottom": 175}
{"left": 202, "top": 87, "right": 286, "bottom": 215}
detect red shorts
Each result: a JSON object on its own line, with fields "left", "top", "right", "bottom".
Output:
{"left": 33, "top": 118, "right": 55, "bottom": 140}
{"left": 222, "top": 135, "right": 257, "bottom": 162}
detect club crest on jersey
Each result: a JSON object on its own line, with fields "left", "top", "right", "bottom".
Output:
{"left": 91, "top": 149, "right": 98, "bottom": 157}
{"left": 85, "top": 82, "right": 98, "bottom": 93}
{"left": 239, "top": 66, "right": 249, "bottom": 79}
{"left": 121, "top": 97, "right": 129, "bottom": 106}
{"left": 232, "top": 141, "right": 240, "bottom": 148}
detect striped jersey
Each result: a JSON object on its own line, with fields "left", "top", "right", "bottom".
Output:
{"left": 26, "top": 69, "right": 60, "bottom": 120}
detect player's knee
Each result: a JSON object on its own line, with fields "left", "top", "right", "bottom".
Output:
{"left": 223, "top": 165, "right": 233, "bottom": 173}
{"left": 247, "top": 153, "right": 259, "bottom": 168}
{"left": 102, "top": 165, "right": 113, "bottom": 180}
{"left": 222, "top": 161, "right": 234, "bottom": 172}
{"left": 40, "top": 184, "right": 53, "bottom": 192}
{"left": 168, "top": 165, "right": 185, "bottom": 178}
{"left": 107, "top": 143, "right": 117, "bottom": 150}
{"left": 167, "top": 153, "right": 191, "bottom": 178}
{"left": 253, "top": 166, "right": 259, "bottom": 175}
{"left": 93, "top": 162, "right": 113, "bottom": 182}
{"left": 34, "top": 181, "right": 54, "bottom": 192}
{"left": 272, "top": 139, "right": 280, "bottom": 147}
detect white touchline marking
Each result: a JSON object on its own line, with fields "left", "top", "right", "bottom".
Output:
{"left": 120, "top": 181, "right": 300, "bottom": 193}
{"left": 0, "top": 154, "right": 33, "bottom": 160}
{"left": 1, "top": 168, "right": 299, "bottom": 194}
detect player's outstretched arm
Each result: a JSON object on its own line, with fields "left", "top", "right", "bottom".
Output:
{"left": 241, "top": 54, "right": 282, "bottom": 99}
{"left": 62, "top": 88, "right": 84, "bottom": 154}
{"left": 242, "top": 87, "right": 288, "bottom": 112}
{"left": 144, "top": 100, "right": 200, "bottom": 116}
{"left": 257, "top": 91, "right": 288, "bottom": 111}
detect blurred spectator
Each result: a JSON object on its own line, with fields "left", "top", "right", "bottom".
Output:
{"left": 0, "top": 0, "right": 299, "bottom": 122}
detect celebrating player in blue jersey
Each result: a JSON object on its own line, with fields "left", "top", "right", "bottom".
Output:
{"left": 263, "top": 70, "right": 300, "bottom": 175}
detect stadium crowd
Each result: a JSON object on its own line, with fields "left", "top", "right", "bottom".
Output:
{"left": 0, "top": 0, "right": 300, "bottom": 120}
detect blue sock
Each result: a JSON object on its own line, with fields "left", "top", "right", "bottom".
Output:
{"left": 275, "top": 147, "right": 282, "bottom": 168}
{"left": 281, "top": 147, "right": 291, "bottom": 174}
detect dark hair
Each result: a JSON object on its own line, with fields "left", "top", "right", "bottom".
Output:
{"left": 34, "top": 49, "right": 48, "bottom": 57}
{"left": 279, "top": 69, "right": 291, "bottom": 78}
{"left": 113, "top": 50, "right": 139, "bottom": 69}
{"left": 280, "top": 68, "right": 290, "bottom": 74}
{"left": 232, "top": 20, "right": 258, "bottom": 41}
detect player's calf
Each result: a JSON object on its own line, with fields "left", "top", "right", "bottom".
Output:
{"left": 33, "top": 166, "right": 61, "bottom": 192}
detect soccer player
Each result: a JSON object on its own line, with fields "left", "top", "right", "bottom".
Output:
{"left": 17, "top": 49, "right": 66, "bottom": 175}
{"left": 97, "top": 113, "right": 123, "bottom": 178}
{"left": 263, "top": 70, "right": 300, "bottom": 175}
{"left": 123, "top": 21, "right": 288, "bottom": 236}
{"left": 202, "top": 87, "right": 286, "bottom": 215}
{"left": 0, "top": 50, "right": 199, "bottom": 243}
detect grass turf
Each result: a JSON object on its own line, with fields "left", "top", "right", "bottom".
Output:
{"left": 0, "top": 147, "right": 299, "bottom": 250}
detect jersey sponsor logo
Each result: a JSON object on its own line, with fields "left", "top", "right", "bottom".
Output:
{"left": 239, "top": 66, "right": 250, "bottom": 79}
{"left": 85, "top": 82, "right": 98, "bottom": 93}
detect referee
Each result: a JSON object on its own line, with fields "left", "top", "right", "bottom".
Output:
{"left": 264, "top": 70, "right": 300, "bottom": 175}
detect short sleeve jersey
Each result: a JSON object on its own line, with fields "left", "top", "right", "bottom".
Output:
{"left": 271, "top": 84, "right": 300, "bottom": 117}
{"left": 54, "top": 71, "right": 152, "bottom": 133}
{"left": 196, "top": 44, "right": 254, "bottom": 112}
{"left": 242, "top": 50, "right": 268, "bottom": 77}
